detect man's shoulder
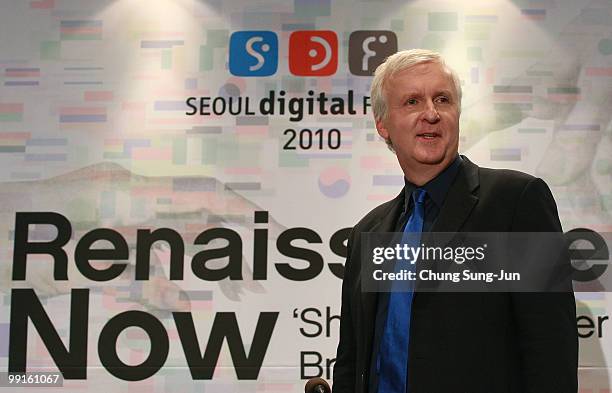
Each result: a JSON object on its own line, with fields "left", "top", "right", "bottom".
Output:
{"left": 467, "top": 160, "right": 561, "bottom": 230}
{"left": 479, "top": 165, "right": 535, "bottom": 183}
{"left": 477, "top": 164, "right": 543, "bottom": 195}
{"left": 457, "top": 156, "right": 539, "bottom": 192}
{"left": 352, "top": 192, "right": 402, "bottom": 234}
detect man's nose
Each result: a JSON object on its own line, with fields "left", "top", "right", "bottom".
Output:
{"left": 422, "top": 100, "right": 440, "bottom": 123}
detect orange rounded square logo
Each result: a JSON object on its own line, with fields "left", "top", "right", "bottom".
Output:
{"left": 289, "top": 30, "right": 338, "bottom": 76}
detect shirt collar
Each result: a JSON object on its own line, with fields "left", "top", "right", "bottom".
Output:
{"left": 403, "top": 154, "right": 463, "bottom": 211}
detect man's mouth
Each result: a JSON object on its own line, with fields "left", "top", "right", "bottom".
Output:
{"left": 416, "top": 132, "right": 440, "bottom": 139}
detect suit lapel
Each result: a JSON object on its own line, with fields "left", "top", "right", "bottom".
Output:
{"left": 431, "top": 156, "right": 480, "bottom": 233}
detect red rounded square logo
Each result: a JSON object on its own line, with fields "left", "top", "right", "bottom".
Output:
{"left": 289, "top": 30, "right": 338, "bottom": 76}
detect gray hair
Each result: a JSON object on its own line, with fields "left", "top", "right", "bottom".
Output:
{"left": 370, "top": 49, "right": 462, "bottom": 151}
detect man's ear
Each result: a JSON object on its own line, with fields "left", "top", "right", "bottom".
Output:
{"left": 375, "top": 118, "right": 389, "bottom": 140}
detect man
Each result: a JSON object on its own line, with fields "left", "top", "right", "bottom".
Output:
{"left": 332, "top": 49, "right": 578, "bottom": 393}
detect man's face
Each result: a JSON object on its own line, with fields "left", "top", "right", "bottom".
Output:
{"left": 376, "top": 62, "right": 460, "bottom": 176}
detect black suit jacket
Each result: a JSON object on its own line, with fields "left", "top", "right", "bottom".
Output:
{"left": 333, "top": 157, "right": 578, "bottom": 393}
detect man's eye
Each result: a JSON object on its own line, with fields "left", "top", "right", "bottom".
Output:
{"left": 405, "top": 98, "right": 418, "bottom": 105}
{"left": 436, "top": 96, "right": 450, "bottom": 103}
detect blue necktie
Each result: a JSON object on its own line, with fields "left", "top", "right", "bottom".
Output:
{"left": 377, "top": 188, "right": 427, "bottom": 393}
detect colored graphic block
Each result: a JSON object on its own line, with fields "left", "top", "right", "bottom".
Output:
{"left": 428, "top": 12, "right": 458, "bottom": 31}
{"left": 173, "top": 138, "right": 187, "bottom": 165}
{"left": 467, "top": 47, "right": 482, "bottom": 61}
{"left": 598, "top": 38, "right": 612, "bottom": 55}
{"left": 390, "top": 19, "right": 404, "bottom": 31}
{"left": 202, "top": 141, "right": 218, "bottom": 165}
{"left": 206, "top": 29, "right": 229, "bottom": 47}
{"left": 30, "top": 0, "right": 54, "bottom": 9}
{"left": 421, "top": 34, "right": 445, "bottom": 51}
{"left": 229, "top": 31, "right": 278, "bottom": 77}
{"left": 579, "top": 7, "right": 612, "bottom": 24}
{"left": 141, "top": 40, "right": 184, "bottom": 49}
{"left": 161, "top": 50, "right": 172, "bottom": 69}
{"left": 59, "top": 107, "right": 107, "bottom": 123}
{"left": 185, "top": 78, "right": 197, "bottom": 90}
{"left": 518, "top": 128, "right": 546, "bottom": 134}
{"left": 279, "top": 150, "right": 308, "bottom": 167}
{"left": 289, "top": 30, "right": 337, "bottom": 76}
{"left": 521, "top": 9, "right": 546, "bottom": 20}
{"left": 84, "top": 91, "right": 113, "bottom": 101}
{"left": 60, "top": 20, "right": 103, "bottom": 40}
{"left": 199, "top": 45, "right": 213, "bottom": 71}
{"left": 0, "top": 104, "right": 23, "bottom": 121}
{"left": 0, "top": 132, "right": 30, "bottom": 151}
{"left": 0, "top": 146, "right": 26, "bottom": 153}
{"left": 5, "top": 68, "right": 40, "bottom": 78}
{"left": 373, "top": 175, "right": 403, "bottom": 186}
{"left": 294, "top": 0, "right": 331, "bottom": 18}
{"left": 490, "top": 148, "right": 521, "bottom": 161}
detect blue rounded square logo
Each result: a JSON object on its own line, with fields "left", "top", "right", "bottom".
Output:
{"left": 229, "top": 31, "right": 278, "bottom": 76}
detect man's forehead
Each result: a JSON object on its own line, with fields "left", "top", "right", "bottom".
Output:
{"left": 392, "top": 61, "right": 451, "bottom": 81}
{"left": 386, "top": 63, "right": 455, "bottom": 94}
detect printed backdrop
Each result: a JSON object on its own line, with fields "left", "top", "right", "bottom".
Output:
{"left": 0, "top": 0, "right": 611, "bottom": 391}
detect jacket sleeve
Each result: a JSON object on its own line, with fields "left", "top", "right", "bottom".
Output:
{"left": 332, "top": 229, "right": 357, "bottom": 393}
{"left": 510, "top": 177, "right": 578, "bottom": 393}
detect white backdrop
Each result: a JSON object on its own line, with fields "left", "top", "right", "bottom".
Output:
{"left": 0, "top": 0, "right": 610, "bottom": 391}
